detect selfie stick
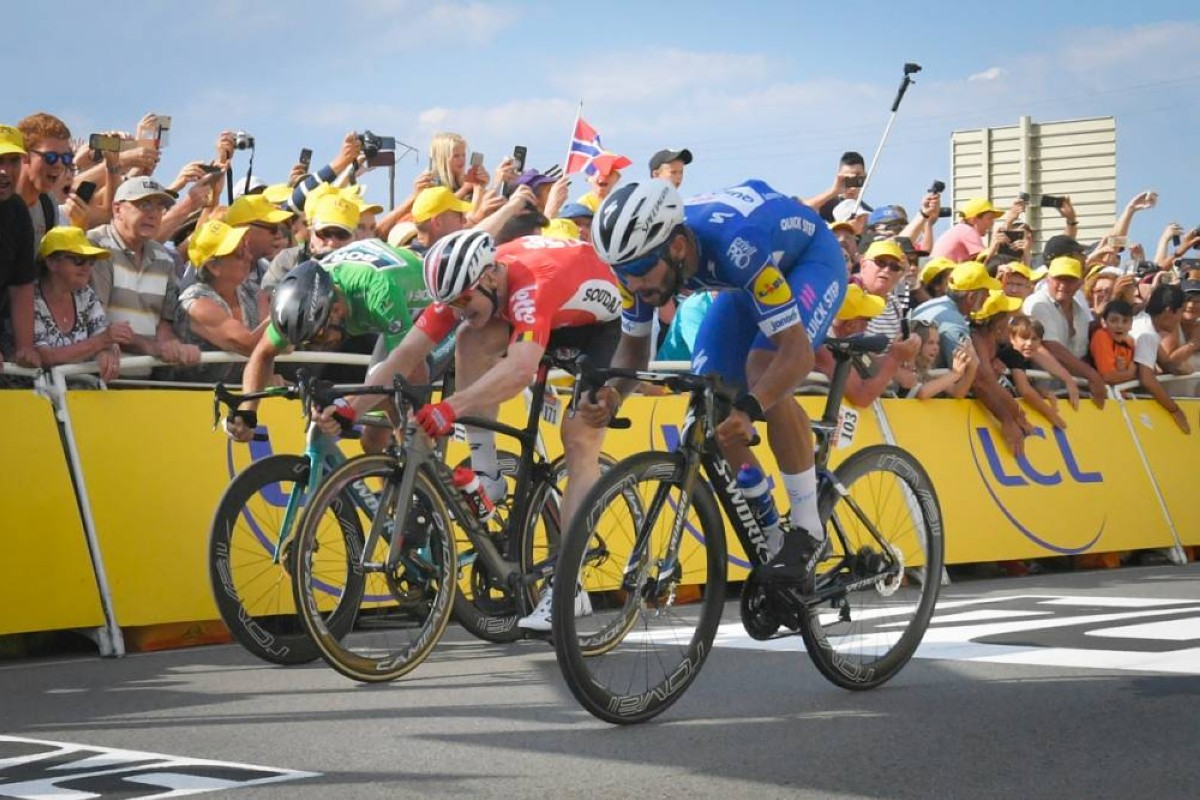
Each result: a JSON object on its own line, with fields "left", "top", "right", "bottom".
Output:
{"left": 852, "top": 63, "right": 922, "bottom": 217}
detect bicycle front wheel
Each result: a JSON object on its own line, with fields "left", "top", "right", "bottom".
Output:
{"left": 208, "top": 454, "right": 363, "bottom": 665}
{"left": 291, "top": 454, "right": 457, "bottom": 683}
{"left": 799, "top": 444, "right": 944, "bottom": 690}
{"left": 553, "top": 451, "right": 727, "bottom": 725}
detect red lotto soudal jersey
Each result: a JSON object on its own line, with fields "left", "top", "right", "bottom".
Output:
{"left": 417, "top": 235, "right": 623, "bottom": 346}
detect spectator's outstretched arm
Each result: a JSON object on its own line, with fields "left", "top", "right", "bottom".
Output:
{"left": 1110, "top": 190, "right": 1157, "bottom": 240}
{"left": 473, "top": 186, "right": 537, "bottom": 238}
{"left": 155, "top": 319, "right": 201, "bottom": 365}
{"left": 1013, "top": 368, "right": 1066, "bottom": 429}
{"left": 801, "top": 171, "right": 848, "bottom": 213}
{"left": 1137, "top": 363, "right": 1190, "bottom": 433}
{"left": 183, "top": 299, "right": 268, "bottom": 356}
{"left": 1039, "top": 338, "right": 1106, "bottom": 409}
{"left": 922, "top": 343, "right": 980, "bottom": 399}
{"left": 1154, "top": 222, "right": 1182, "bottom": 269}
{"left": 968, "top": 336, "right": 1030, "bottom": 457}
{"left": 845, "top": 335, "right": 921, "bottom": 407}
{"left": 1055, "top": 196, "right": 1079, "bottom": 238}
{"left": 1030, "top": 345, "right": 1082, "bottom": 409}
{"left": 900, "top": 192, "right": 939, "bottom": 250}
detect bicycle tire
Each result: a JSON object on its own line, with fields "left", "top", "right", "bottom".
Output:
{"left": 553, "top": 451, "right": 727, "bottom": 725}
{"left": 798, "top": 444, "right": 944, "bottom": 690}
{"left": 291, "top": 454, "right": 457, "bottom": 683}
{"left": 208, "top": 454, "right": 364, "bottom": 665}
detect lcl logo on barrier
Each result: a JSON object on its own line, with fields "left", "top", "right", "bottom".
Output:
{"left": 968, "top": 408, "right": 1105, "bottom": 554}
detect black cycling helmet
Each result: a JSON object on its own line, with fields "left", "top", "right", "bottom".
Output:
{"left": 271, "top": 260, "right": 335, "bottom": 346}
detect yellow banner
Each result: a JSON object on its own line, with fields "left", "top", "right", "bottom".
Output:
{"left": 0, "top": 390, "right": 104, "bottom": 635}
{"left": 881, "top": 397, "right": 1181, "bottom": 563}
{"left": 1116, "top": 398, "right": 1199, "bottom": 547}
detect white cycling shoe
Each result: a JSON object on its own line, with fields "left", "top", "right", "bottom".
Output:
{"left": 517, "top": 583, "right": 593, "bottom": 632}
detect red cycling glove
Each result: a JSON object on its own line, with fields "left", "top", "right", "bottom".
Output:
{"left": 415, "top": 401, "right": 457, "bottom": 438}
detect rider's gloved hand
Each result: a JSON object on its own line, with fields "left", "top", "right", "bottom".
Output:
{"left": 415, "top": 401, "right": 457, "bottom": 438}
{"left": 224, "top": 409, "right": 257, "bottom": 443}
{"left": 310, "top": 399, "right": 358, "bottom": 437}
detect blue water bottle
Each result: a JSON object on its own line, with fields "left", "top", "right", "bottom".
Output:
{"left": 736, "top": 463, "right": 783, "bottom": 555}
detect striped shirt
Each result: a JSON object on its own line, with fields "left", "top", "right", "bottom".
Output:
{"left": 87, "top": 224, "right": 180, "bottom": 340}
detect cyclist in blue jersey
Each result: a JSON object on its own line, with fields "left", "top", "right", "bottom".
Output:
{"left": 585, "top": 179, "right": 847, "bottom": 588}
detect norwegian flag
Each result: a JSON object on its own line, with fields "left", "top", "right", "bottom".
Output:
{"left": 565, "top": 115, "right": 604, "bottom": 175}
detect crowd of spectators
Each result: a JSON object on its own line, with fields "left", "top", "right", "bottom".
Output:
{"left": 1, "top": 112, "right": 1197, "bottom": 451}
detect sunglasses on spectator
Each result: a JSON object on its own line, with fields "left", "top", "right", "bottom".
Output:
{"left": 52, "top": 253, "right": 94, "bottom": 266}
{"left": 29, "top": 149, "right": 74, "bottom": 167}
{"left": 314, "top": 227, "right": 352, "bottom": 241}
{"left": 872, "top": 258, "right": 905, "bottom": 272}
{"left": 131, "top": 197, "right": 170, "bottom": 212}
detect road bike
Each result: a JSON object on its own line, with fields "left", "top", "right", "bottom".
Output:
{"left": 552, "top": 335, "right": 944, "bottom": 724}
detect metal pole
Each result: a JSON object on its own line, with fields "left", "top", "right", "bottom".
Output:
{"left": 852, "top": 63, "right": 922, "bottom": 217}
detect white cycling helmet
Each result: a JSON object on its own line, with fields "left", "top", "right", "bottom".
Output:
{"left": 423, "top": 229, "right": 495, "bottom": 304}
{"left": 591, "top": 179, "right": 684, "bottom": 274}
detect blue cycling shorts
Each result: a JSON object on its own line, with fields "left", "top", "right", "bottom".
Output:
{"left": 690, "top": 234, "right": 846, "bottom": 389}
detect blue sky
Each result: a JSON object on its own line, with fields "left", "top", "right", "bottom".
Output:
{"left": 9, "top": 1, "right": 1200, "bottom": 250}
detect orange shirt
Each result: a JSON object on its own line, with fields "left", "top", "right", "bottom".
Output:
{"left": 1089, "top": 327, "right": 1134, "bottom": 379}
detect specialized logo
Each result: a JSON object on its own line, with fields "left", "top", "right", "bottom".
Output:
{"left": 967, "top": 407, "right": 1105, "bottom": 554}
{"left": 726, "top": 237, "right": 757, "bottom": 270}
{"left": 709, "top": 211, "right": 736, "bottom": 225}
{"left": 751, "top": 266, "right": 791, "bottom": 307}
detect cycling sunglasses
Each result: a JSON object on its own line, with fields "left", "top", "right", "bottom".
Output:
{"left": 314, "top": 227, "right": 352, "bottom": 242}
{"left": 29, "top": 149, "right": 74, "bottom": 167}
{"left": 615, "top": 243, "right": 668, "bottom": 278}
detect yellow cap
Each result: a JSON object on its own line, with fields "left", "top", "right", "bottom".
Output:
{"left": 971, "top": 289, "right": 1023, "bottom": 321}
{"left": 961, "top": 197, "right": 1003, "bottom": 219}
{"left": 38, "top": 226, "right": 110, "bottom": 260}
{"left": 412, "top": 186, "right": 473, "bottom": 223}
{"left": 829, "top": 220, "right": 856, "bottom": 234}
{"left": 948, "top": 261, "right": 1002, "bottom": 292}
{"left": 863, "top": 239, "right": 905, "bottom": 262}
{"left": 542, "top": 218, "right": 581, "bottom": 241}
{"left": 1047, "top": 256, "right": 1083, "bottom": 280}
{"left": 836, "top": 283, "right": 886, "bottom": 320}
{"left": 1003, "top": 262, "right": 1049, "bottom": 282}
{"left": 188, "top": 219, "right": 248, "bottom": 266}
{"left": 0, "top": 125, "right": 26, "bottom": 157}
{"left": 225, "top": 194, "right": 294, "bottom": 228}
{"left": 307, "top": 193, "right": 360, "bottom": 233}
{"left": 262, "top": 183, "right": 293, "bottom": 204}
{"left": 918, "top": 256, "right": 956, "bottom": 285}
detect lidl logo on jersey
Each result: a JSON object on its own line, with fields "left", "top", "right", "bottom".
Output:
{"left": 618, "top": 283, "right": 636, "bottom": 310}
{"left": 726, "top": 237, "right": 758, "bottom": 270}
{"left": 752, "top": 266, "right": 792, "bottom": 308}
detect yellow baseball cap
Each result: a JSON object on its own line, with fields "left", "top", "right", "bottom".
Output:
{"left": 971, "top": 289, "right": 1023, "bottom": 321}
{"left": 948, "top": 261, "right": 1002, "bottom": 292}
{"left": 0, "top": 125, "right": 26, "bottom": 157}
{"left": 262, "top": 183, "right": 293, "bottom": 205}
{"left": 188, "top": 219, "right": 248, "bottom": 266}
{"left": 1004, "top": 262, "right": 1048, "bottom": 282}
{"left": 542, "top": 218, "right": 581, "bottom": 241}
{"left": 863, "top": 239, "right": 905, "bottom": 262}
{"left": 918, "top": 256, "right": 956, "bottom": 285}
{"left": 225, "top": 194, "right": 294, "bottom": 228}
{"left": 412, "top": 186, "right": 473, "bottom": 223}
{"left": 307, "top": 193, "right": 360, "bottom": 233}
{"left": 346, "top": 186, "right": 384, "bottom": 215}
{"left": 829, "top": 220, "right": 856, "bottom": 234}
{"left": 38, "top": 226, "right": 110, "bottom": 260}
{"left": 1047, "top": 256, "right": 1083, "bottom": 280}
{"left": 836, "top": 283, "right": 886, "bottom": 320}
{"left": 961, "top": 197, "right": 1003, "bottom": 219}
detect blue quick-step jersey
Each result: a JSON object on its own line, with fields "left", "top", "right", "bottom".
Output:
{"left": 621, "top": 179, "right": 836, "bottom": 339}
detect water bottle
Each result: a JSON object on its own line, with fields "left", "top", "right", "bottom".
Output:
{"left": 736, "top": 463, "right": 783, "bottom": 556}
{"left": 453, "top": 466, "right": 497, "bottom": 523}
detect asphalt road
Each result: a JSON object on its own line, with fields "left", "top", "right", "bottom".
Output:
{"left": 2, "top": 564, "right": 1198, "bottom": 800}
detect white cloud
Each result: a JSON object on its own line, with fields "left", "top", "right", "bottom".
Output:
{"left": 968, "top": 67, "right": 1005, "bottom": 83}
{"left": 352, "top": 0, "right": 516, "bottom": 43}
{"left": 548, "top": 48, "right": 775, "bottom": 105}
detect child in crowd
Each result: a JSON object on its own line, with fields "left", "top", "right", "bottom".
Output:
{"left": 901, "top": 319, "right": 977, "bottom": 399}
{"left": 1089, "top": 299, "right": 1138, "bottom": 386}
{"left": 1000, "top": 314, "right": 1067, "bottom": 429}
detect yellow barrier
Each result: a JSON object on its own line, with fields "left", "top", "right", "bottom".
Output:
{"left": 3, "top": 372, "right": 1197, "bottom": 649}
{"left": 0, "top": 390, "right": 104, "bottom": 636}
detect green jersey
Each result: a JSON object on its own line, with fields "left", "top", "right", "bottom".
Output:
{"left": 266, "top": 239, "right": 428, "bottom": 350}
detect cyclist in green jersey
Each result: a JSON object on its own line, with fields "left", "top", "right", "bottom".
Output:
{"left": 225, "top": 238, "right": 429, "bottom": 449}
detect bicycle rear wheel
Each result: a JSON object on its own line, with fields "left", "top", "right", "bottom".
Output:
{"left": 291, "top": 454, "right": 457, "bottom": 683}
{"left": 798, "top": 444, "right": 943, "bottom": 690}
{"left": 208, "top": 454, "right": 364, "bottom": 665}
{"left": 553, "top": 451, "right": 726, "bottom": 725}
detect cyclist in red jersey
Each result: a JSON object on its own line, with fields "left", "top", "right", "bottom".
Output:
{"left": 317, "top": 222, "right": 624, "bottom": 631}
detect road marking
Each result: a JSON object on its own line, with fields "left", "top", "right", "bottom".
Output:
{"left": 0, "top": 735, "right": 318, "bottom": 799}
